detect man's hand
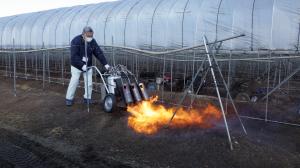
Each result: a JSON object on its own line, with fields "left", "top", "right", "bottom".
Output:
{"left": 104, "top": 64, "right": 111, "bottom": 71}
{"left": 82, "top": 65, "right": 87, "bottom": 71}
{"left": 82, "top": 57, "right": 88, "bottom": 63}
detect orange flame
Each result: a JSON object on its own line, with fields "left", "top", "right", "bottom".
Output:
{"left": 127, "top": 96, "right": 222, "bottom": 134}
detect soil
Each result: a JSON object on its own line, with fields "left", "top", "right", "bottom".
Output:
{"left": 0, "top": 76, "right": 299, "bottom": 168}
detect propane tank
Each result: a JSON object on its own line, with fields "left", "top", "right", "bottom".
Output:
{"left": 107, "top": 75, "right": 121, "bottom": 94}
{"left": 139, "top": 83, "right": 149, "bottom": 100}
{"left": 123, "top": 83, "right": 134, "bottom": 104}
{"left": 131, "top": 83, "right": 142, "bottom": 102}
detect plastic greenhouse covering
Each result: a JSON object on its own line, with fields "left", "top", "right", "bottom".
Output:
{"left": 0, "top": 0, "right": 299, "bottom": 50}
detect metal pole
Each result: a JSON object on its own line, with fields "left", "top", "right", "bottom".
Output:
{"left": 13, "top": 39, "right": 16, "bottom": 97}
{"left": 102, "top": 34, "right": 245, "bottom": 56}
{"left": 162, "top": 52, "right": 166, "bottom": 102}
{"left": 210, "top": 49, "right": 247, "bottom": 135}
{"left": 240, "top": 115, "right": 300, "bottom": 127}
{"left": 35, "top": 52, "right": 38, "bottom": 80}
{"left": 166, "top": 58, "right": 206, "bottom": 125}
{"left": 272, "top": 64, "right": 277, "bottom": 88}
{"left": 225, "top": 51, "right": 232, "bottom": 114}
{"left": 183, "top": 54, "right": 187, "bottom": 89}
{"left": 203, "top": 36, "right": 233, "bottom": 150}
{"left": 278, "top": 59, "right": 281, "bottom": 87}
{"left": 9, "top": 51, "right": 11, "bottom": 77}
{"left": 24, "top": 53, "right": 27, "bottom": 80}
{"left": 192, "top": 49, "right": 196, "bottom": 93}
{"left": 265, "top": 51, "right": 271, "bottom": 122}
{"left": 31, "top": 53, "right": 34, "bottom": 74}
{"left": 190, "top": 49, "right": 196, "bottom": 106}
{"left": 112, "top": 36, "right": 116, "bottom": 66}
{"left": 47, "top": 50, "right": 50, "bottom": 83}
{"left": 170, "top": 58, "right": 173, "bottom": 93}
{"left": 167, "top": 55, "right": 207, "bottom": 127}
{"left": 135, "top": 54, "right": 138, "bottom": 81}
{"left": 61, "top": 50, "right": 65, "bottom": 85}
{"left": 85, "top": 40, "right": 90, "bottom": 113}
{"left": 188, "top": 68, "right": 209, "bottom": 109}
{"left": 287, "top": 61, "right": 291, "bottom": 95}
{"left": 42, "top": 43, "right": 45, "bottom": 90}
{"left": 5, "top": 53, "right": 8, "bottom": 77}
{"left": 260, "top": 66, "right": 300, "bottom": 101}
{"left": 187, "top": 52, "right": 208, "bottom": 108}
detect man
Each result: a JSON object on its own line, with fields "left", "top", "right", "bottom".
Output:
{"left": 65, "top": 26, "right": 110, "bottom": 106}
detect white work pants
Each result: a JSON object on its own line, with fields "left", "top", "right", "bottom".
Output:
{"left": 66, "top": 66, "right": 93, "bottom": 100}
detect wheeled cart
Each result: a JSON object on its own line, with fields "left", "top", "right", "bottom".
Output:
{"left": 91, "top": 65, "right": 150, "bottom": 113}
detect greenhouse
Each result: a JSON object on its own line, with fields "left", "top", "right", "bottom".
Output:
{"left": 0, "top": 0, "right": 299, "bottom": 50}
{"left": 0, "top": 1, "right": 299, "bottom": 167}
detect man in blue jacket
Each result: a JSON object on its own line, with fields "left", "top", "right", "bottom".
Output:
{"left": 65, "top": 26, "right": 110, "bottom": 106}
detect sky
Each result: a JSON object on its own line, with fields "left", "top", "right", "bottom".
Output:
{"left": 0, "top": 0, "right": 117, "bottom": 17}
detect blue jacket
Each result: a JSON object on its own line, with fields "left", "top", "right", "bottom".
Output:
{"left": 71, "top": 35, "right": 107, "bottom": 71}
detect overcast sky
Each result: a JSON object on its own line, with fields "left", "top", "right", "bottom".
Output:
{"left": 0, "top": 0, "right": 117, "bottom": 17}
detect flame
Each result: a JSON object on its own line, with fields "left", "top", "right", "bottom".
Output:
{"left": 127, "top": 96, "right": 222, "bottom": 134}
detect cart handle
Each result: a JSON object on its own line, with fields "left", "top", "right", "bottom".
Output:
{"left": 90, "top": 66, "right": 109, "bottom": 93}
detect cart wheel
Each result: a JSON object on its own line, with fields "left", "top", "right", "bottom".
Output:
{"left": 103, "top": 93, "right": 116, "bottom": 113}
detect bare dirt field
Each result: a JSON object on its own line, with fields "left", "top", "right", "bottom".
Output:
{"left": 0, "top": 76, "right": 300, "bottom": 168}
